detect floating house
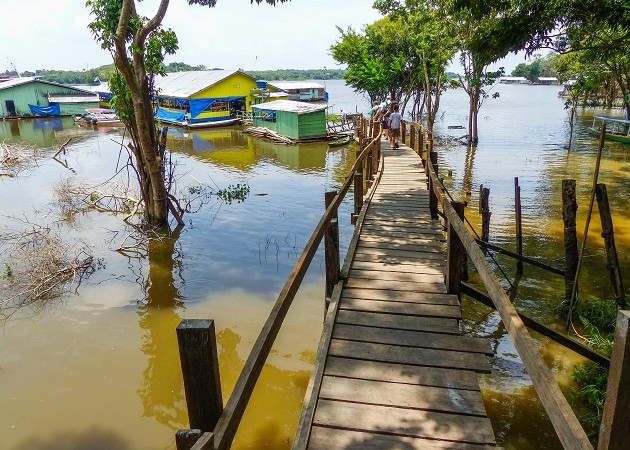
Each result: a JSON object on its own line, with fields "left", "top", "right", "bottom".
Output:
{"left": 499, "top": 76, "right": 528, "bottom": 84}
{"left": 0, "top": 77, "right": 99, "bottom": 118}
{"left": 536, "top": 76, "right": 559, "bottom": 85}
{"left": 267, "top": 81, "right": 327, "bottom": 102}
{"left": 153, "top": 70, "right": 259, "bottom": 128}
{"left": 251, "top": 100, "right": 327, "bottom": 141}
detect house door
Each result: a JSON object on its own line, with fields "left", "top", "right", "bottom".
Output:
{"left": 5, "top": 100, "right": 16, "bottom": 116}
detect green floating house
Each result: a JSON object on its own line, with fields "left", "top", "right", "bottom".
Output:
{"left": 0, "top": 77, "right": 99, "bottom": 118}
{"left": 251, "top": 100, "right": 327, "bottom": 141}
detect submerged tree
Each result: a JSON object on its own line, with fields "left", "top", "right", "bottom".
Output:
{"left": 86, "top": 0, "right": 285, "bottom": 229}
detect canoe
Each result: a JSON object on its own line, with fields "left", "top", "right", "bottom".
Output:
{"left": 328, "top": 136, "right": 353, "bottom": 147}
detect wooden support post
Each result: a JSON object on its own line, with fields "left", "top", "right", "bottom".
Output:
{"left": 177, "top": 320, "right": 223, "bottom": 433}
{"left": 324, "top": 191, "right": 340, "bottom": 305}
{"left": 428, "top": 131, "right": 433, "bottom": 153}
{"left": 595, "top": 184, "right": 626, "bottom": 307}
{"left": 401, "top": 121, "right": 407, "bottom": 144}
{"left": 562, "top": 179, "right": 579, "bottom": 305}
{"left": 352, "top": 169, "right": 363, "bottom": 224}
{"left": 372, "top": 142, "right": 379, "bottom": 175}
{"left": 410, "top": 124, "right": 416, "bottom": 151}
{"left": 447, "top": 201, "right": 466, "bottom": 297}
{"left": 368, "top": 118, "right": 373, "bottom": 139}
{"left": 176, "top": 429, "right": 204, "bottom": 450}
{"left": 429, "top": 151, "right": 438, "bottom": 219}
{"left": 419, "top": 128, "right": 425, "bottom": 161}
{"left": 515, "top": 177, "right": 523, "bottom": 274}
{"left": 367, "top": 151, "right": 373, "bottom": 183}
{"left": 598, "top": 310, "right": 630, "bottom": 450}
{"left": 481, "top": 187, "right": 491, "bottom": 249}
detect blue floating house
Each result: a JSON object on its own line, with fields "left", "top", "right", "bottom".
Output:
{"left": 153, "top": 70, "right": 260, "bottom": 128}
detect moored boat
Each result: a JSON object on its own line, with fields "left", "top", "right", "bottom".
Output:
{"left": 328, "top": 136, "right": 353, "bottom": 147}
{"left": 588, "top": 115, "right": 630, "bottom": 144}
{"left": 74, "top": 108, "right": 124, "bottom": 126}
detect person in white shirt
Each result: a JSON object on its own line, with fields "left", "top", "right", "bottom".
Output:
{"left": 388, "top": 104, "right": 402, "bottom": 148}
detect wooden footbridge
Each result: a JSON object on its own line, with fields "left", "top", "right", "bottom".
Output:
{"left": 174, "top": 118, "right": 629, "bottom": 450}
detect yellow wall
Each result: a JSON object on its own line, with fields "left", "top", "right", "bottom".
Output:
{"left": 191, "top": 72, "right": 258, "bottom": 120}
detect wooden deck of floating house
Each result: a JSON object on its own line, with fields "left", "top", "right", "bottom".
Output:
{"left": 294, "top": 141, "right": 498, "bottom": 449}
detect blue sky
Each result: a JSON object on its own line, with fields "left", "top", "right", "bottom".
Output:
{"left": 0, "top": 0, "right": 533, "bottom": 74}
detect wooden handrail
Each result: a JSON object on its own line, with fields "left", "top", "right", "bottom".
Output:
{"left": 411, "top": 121, "right": 593, "bottom": 449}
{"left": 188, "top": 119, "right": 382, "bottom": 450}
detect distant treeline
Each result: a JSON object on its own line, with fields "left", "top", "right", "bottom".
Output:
{"left": 245, "top": 69, "right": 346, "bottom": 80}
{"left": 1, "top": 63, "right": 347, "bottom": 85}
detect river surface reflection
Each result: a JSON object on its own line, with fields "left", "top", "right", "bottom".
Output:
{"left": 1, "top": 82, "right": 627, "bottom": 449}
{"left": 0, "top": 115, "right": 357, "bottom": 450}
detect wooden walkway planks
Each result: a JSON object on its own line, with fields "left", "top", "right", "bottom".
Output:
{"left": 295, "top": 141, "right": 497, "bottom": 449}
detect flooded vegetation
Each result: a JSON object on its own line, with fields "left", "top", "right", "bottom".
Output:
{"left": 1, "top": 82, "right": 628, "bottom": 449}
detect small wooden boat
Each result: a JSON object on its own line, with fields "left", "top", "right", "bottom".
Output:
{"left": 74, "top": 108, "right": 124, "bottom": 126}
{"left": 328, "top": 136, "right": 353, "bottom": 147}
{"left": 588, "top": 115, "right": 630, "bottom": 144}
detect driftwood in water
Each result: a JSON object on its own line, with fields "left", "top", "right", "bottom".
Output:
{"left": 244, "top": 126, "right": 294, "bottom": 144}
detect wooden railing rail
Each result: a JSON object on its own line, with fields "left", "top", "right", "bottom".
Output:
{"left": 401, "top": 119, "right": 594, "bottom": 449}
{"left": 177, "top": 117, "right": 382, "bottom": 450}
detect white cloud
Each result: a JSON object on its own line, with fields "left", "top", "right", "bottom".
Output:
{"left": 0, "top": 0, "right": 382, "bottom": 73}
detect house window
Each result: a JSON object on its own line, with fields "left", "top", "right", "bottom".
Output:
{"left": 211, "top": 101, "right": 228, "bottom": 112}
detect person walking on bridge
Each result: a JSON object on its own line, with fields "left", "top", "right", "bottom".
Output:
{"left": 389, "top": 104, "right": 402, "bottom": 149}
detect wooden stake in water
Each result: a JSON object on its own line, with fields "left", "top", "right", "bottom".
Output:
{"left": 515, "top": 177, "right": 523, "bottom": 275}
{"left": 566, "top": 123, "right": 606, "bottom": 329}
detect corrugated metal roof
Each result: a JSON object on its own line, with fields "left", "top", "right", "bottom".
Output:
{"left": 252, "top": 100, "right": 327, "bottom": 114}
{"left": 154, "top": 70, "right": 254, "bottom": 98}
{"left": 48, "top": 94, "right": 100, "bottom": 103}
{"left": 0, "top": 77, "right": 94, "bottom": 94}
{"left": 267, "top": 81, "right": 324, "bottom": 91}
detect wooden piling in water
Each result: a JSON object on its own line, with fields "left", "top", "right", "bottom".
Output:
{"left": 562, "top": 179, "right": 579, "bottom": 306}
{"left": 176, "top": 320, "right": 223, "bottom": 435}
{"left": 324, "top": 191, "right": 340, "bottom": 306}
{"left": 515, "top": 177, "right": 523, "bottom": 275}
{"left": 598, "top": 310, "right": 630, "bottom": 450}
{"left": 480, "top": 187, "right": 491, "bottom": 254}
{"left": 595, "top": 184, "right": 626, "bottom": 308}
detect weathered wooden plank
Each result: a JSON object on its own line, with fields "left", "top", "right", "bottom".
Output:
{"left": 339, "top": 296, "right": 460, "bottom": 319}
{"left": 354, "top": 247, "right": 447, "bottom": 260}
{"left": 329, "top": 339, "right": 490, "bottom": 373}
{"left": 318, "top": 375, "right": 488, "bottom": 416}
{"left": 344, "top": 277, "right": 448, "bottom": 294}
{"left": 323, "top": 355, "right": 481, "bottom": 390}
{"left": 362, "top": 225, "right": 444, "bottom": 237}
{"left": 358, "top": 235, "right": 445, "bottom": 247}
{"left": 332, "top": 324, "right": 492, "bottom": 355}
{"left": 308, "top": 427, "right": 495, "bottom": 450}
{"left": 349, "top": 266, "right": 445, "bottom": 281}
{"left": 351, "top": 259, "right": 444, "bottom": 274}
{"left": 335, "top": 310, "right": 460, "bottom": 334}
{"left": 312, "top": 400, "right": 496, "bottom": 444}
{"left": 342, "top": 288, "right": 459, "bottom": 305}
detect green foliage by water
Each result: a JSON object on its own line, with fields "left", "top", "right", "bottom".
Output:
{"left": 563, "top": 298, "right": 617, "bottom": 441}
{"left": 245, "top": 69, "right": 346, "bottom": 81}
{"left": 216, "top": 184, "right": 251, "bottom": 205}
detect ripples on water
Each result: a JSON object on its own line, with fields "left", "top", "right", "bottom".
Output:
{"left": 1, "top": 83, "right": 627, "bottom": 449}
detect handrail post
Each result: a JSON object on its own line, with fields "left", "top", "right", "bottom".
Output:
{"left": 367, "top": 148, "right": 374, "bottom": 186}
{"left": 352, "top": 167, "right": 364, "bottom": 224}
{"left": 176, "top": 320, "right": 223, "bottom": 439}
{"left": 429, "top": 151, "right": 439, "bottom": 219}
{"left": 419, "top": 127, "right": 425, "bottom": 161}
{"left": 598, "top": 310, "right": 630, "bottom": 450}
{"left": 324, "top": 191, "right": 340, "bottom": 306}
{"left": 447, "top": 201, "right": 466, "bottom": 297}
{"left": 410, "top": 124, "right": 416, "bottom": 152}
{"left": 401, "top": 120, "right": 407, "bottom": 144}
